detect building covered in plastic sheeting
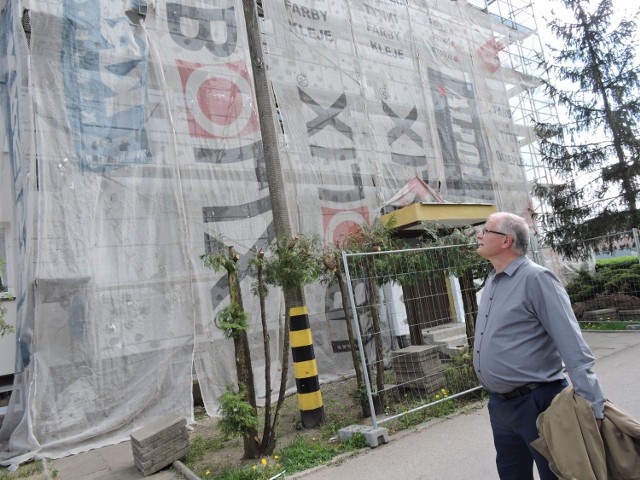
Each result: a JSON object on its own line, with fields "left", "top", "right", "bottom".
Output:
{"left": 0, "top": 0, "right": 552, "bottom": 464}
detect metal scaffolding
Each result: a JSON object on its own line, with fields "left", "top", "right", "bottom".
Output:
{"left": 479, "top": 0, "right": 558, "bottom": 220}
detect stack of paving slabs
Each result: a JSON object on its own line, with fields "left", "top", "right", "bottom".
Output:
{"left": 391, "top": 345, "right": 446, "bottom": 395}
{"left": 130, "top": 414, "right": 190, "bottom": 476}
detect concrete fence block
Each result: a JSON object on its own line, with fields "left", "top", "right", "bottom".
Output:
{"left": 338, "top": 424, "right": 389, "bottom": 448}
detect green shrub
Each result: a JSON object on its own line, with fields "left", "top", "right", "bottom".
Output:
{"left": 216, "top": 303, "right": 249, "bottom": 339}
{"left": 566, "top": 270, "right": 605, "bottom": 303}
{"left": 444, "top": 348, "right": 478, "bottom": 394}
{"left": 596, "top": 256, "right": 638, "bottom": 271}
{"left": 566, "top": 257, "right": 640, "bottom": 303}
{"left": 602, "top": 271, "right": 640, "bottom": 295}
{"left": 217, "top": 386, "right": 259, "bottom": 439}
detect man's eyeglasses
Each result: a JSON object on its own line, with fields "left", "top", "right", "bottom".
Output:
{"left": 481, "top": 228, "right": 509, "bottom": 237}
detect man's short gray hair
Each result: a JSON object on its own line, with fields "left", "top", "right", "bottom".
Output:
{"left": 491, "top": 212, "right": 529, "bottom": 255}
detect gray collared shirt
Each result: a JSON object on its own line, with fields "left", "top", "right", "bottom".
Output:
{"left": 473, "top": 255, "right": 605, "bottom": 418}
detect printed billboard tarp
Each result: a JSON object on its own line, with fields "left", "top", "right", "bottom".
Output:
{"left": 0, "top": 0, "right": 534, "bottom": 462}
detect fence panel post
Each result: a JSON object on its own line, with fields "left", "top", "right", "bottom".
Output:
{"left": 341, "top": 245, "right": 485, "bottom": 430}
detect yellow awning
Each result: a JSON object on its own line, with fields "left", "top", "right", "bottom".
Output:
{"left": 381, "top": 203, "right": 497, "bottom": 231}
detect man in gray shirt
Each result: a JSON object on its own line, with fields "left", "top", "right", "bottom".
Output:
{"left": 473, "top": 212, "right": 605, "bottom": 480}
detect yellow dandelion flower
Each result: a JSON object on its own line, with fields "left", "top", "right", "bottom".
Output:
{"left": 205, "top": 471, "right": 210, "bottom": 476}
{"left": 252, "top": 466, "right": 257, "bottom": 470}
{"left": 261, "top": 458, "right": 267, "bottom": 465}
{"left": 274, "top": 455, "right": 279, "bottom": 460}
{"left": 435, "top": 394, "right": 440, "bottom": 399}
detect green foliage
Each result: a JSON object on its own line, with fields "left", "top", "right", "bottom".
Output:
{"left": 580, "top": 321, "right": 638, "bottom": 331}
{"left": 596, "top": 256, "right": 639, "bottom": 271}
{"left": 366, "top": 222, "right": 487, "bottom": 290}
{"left": 566, "top": 269, "right": 606, "bottom": 303}
{"left": 248, "top": 250, "right": 269, "bottom": 299}
{"left": 566, "top": 262, "right": 640, "bottom": 303}
{"left": 345, "top": 219, "right": 398, "bottom": 252}
{"left": 216, "top": 303, "right": 249, "bottom": 339}
{"left": 214, "top": 430, "right": 370, "bottom": 479}
{"left": 205, "top": 462, "right": 283, "bottom": 480}
{"left": 200, "top": 431, "right": 369, "bottom": 479}
{"left": 0, "top": 309, "right": 12, "bottom": 337}
{"left": 262, "top": 234, "right": 323, "bottom": 290}
{"left": 339, "top": 431, "right": 368, "bottom": 450}
{"left": 277, "top": 435, "right": 338, "bottom": 472}
{"left": 0, "top": 258, "right": 14, "bottom": 337}
{"left": 533, "top": 0, "right": 640, "bottom": 255}
{"left": 188, "top": 376, "right": 484, "bottom": 478}
{"left": 0, "top": 461, "right": 42, "bottom": 479}
{"left": 394, "top": 390, "right": 459, "bottom": 430}
{"left": 602, "top": 270, "right": 640, "bottom": 296}
{"left": 417, "top": 222, "right": 486, "bottom": 278}
{"left": 316, "top": 243, "right": 343, "bottom": 287}
{"left": 217, "top": 386, "right": 259, "bottom": 439}
{"left": 201, "top": 251, "right": 237, "bottom": 274}
{"left": 426, "top": 390, "right": 459, "bottom": 417}
{"left": 184, "top": 435, "right": 228, "bottom": 468}
{"left": 397, "top": 409, "right": 430, "bottom": 429}
{"left": 444, "top": 348, "right": 479, "bottom": 395}
{"left": 341, "top": 219, "right": 401, "bottom": 285}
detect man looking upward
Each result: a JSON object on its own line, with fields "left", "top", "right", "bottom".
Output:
{"left": 473, "top": 212, "right": 605, "bottom": 480}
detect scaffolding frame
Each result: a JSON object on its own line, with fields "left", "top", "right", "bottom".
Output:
{"left": 476, "top": 0, "right": 558, "bottom": 224}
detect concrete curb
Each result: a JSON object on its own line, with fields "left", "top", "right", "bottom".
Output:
{"left": 173, "top": 460, "right": 201, "bottom": 480}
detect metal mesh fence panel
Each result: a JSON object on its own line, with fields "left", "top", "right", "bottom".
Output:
{"left": 536, "top": 229, "right": 640, "bottom": 331}
{"left": 341, "top": 244, "right": 490, "bottom": 428}
{"left": 339, "top": 228, "right": 640, "bottom": 429}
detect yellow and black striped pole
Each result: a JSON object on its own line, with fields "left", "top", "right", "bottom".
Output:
{"left": 290, "top": 306, "right": 325, "bottom": 427}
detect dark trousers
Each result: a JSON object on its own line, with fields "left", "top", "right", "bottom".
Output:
{"left": 488, "top": 379, "right": 568, "bottom": 480}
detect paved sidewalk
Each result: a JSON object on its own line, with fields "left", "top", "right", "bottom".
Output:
{"left": 48, "top": 442, "right": 182, "bottom": 480}
{"left": 291, "top": 331, "right": 640, "bottom": 480}
{"left": 47, "top": 331, "right": 640, "bottom": 480}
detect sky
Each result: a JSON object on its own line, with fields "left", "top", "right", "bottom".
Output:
{"left": 529, "top": 0, "right": 639, "bottom": 210}
{"left": 533, "top": 0, "right": 639, "bottom": 49}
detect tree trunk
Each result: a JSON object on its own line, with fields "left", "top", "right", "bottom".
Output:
{"left": 262, "top": 291, "right": 294, "bottom": 455}
{"left": 335, "top": 269, "right": 371, "bottom": 418}
{"left": 365, "top": 259, "right": 385, "bottom": 413}
{"left": 403, "top": 284, "right": 424, "bottom": 345}
{"left": 255, "top": 251, "right": 274, "bottom": 454}
{"left": 228, "top": 247, "right": 260, "bottom": 459}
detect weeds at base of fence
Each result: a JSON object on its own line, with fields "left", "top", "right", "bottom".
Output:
{"left": 0, "top": 461, "right": 47, "bottom": 480}
{"left": 200, "top": 432, "right": 368, "bottom": 480}
{"left": 579, "top": 321, "right": 640, "bottom": 331}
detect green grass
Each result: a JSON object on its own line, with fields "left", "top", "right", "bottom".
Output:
{"left": 199, "top": 384, "right": 481, "bottom": 479}
{"left": 580, "top": 321, "right": 640, "bottom": 331}
{"left": 0, "top": 461, "right": 43, "bottom": 480}
{"left": 198, "top": 431, "right": 368, "bottom": 479}
{"left": 183, "top": 435, "right": 230, "bottom": 468}
{"left": 188, "top": 361, "right": 482, "bottom": 479}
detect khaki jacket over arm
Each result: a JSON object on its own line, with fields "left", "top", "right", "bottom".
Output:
{"left": 531, "top": 386, "right": 640, "bottom": 480}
